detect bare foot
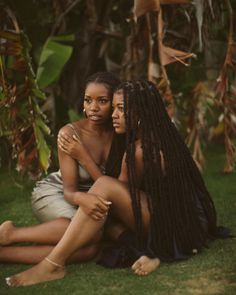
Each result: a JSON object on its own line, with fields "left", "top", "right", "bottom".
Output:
{"left": 0, "top": 220, "right": 15, "bottom": 245}
{"left": 5, "top": 258, "right": 66, "bottom": 287}
{"left": 131, "top": 255, "right": 160, "bottom": 276}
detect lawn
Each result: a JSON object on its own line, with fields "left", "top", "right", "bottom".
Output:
{"left": 0, "top": 145, "right": 235, "bottom": 295}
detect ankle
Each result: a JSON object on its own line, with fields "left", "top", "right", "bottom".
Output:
{"left": 45, "top": 257, "right": 65, "bottom": 269}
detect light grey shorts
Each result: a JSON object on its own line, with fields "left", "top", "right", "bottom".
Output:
{"left": 31, "top": 172, "right": 77, "bottom": 222}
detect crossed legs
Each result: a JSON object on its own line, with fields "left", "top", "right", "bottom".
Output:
{"left": 5, "top": 176, "right": 160, "bottom": 286}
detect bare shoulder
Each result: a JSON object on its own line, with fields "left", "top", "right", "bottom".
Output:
{"left": 58, "top": 119, "right": 87, "bottom": 136}
{"left": 73, "top": 119, "right": 87, "bottom": 130}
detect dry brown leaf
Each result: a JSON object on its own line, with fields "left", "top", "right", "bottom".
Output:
{"left": 160, "top": 45, "right": 194, "bottom": 66}
{"left": 134, "top": 0, "right": 191, "bottom": 18}
{"left": 157, "top": 10, "right": 195, "bottom": 66}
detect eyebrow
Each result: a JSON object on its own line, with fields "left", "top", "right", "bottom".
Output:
{"left": 84, "top": 95, "right": 109, "bottom": 98}
{"left": 112, "top": 102, "right": 124, "bottom": 107}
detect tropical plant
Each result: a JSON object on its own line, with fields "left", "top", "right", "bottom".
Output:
{"left": 0, "top": 2, "right": 76, "bottom": 177}
{"left": 0, "top": 7, "right": 51, "bottom": 178}
{"left": 0, "top": 0, "right": 235, "bottom": 176}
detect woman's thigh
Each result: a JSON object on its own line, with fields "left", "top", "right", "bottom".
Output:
{"left": 32, "top": 185, "right": 77, "bottom": 222}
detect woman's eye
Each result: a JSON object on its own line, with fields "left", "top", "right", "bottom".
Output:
{"left": 118, "top": 107, "right": 124, "bottom": 112}
{"left": 84, "top": 97, "right": 91, "bottom": 103}
{"left": 99, "top": 98, "right": 109, "bottom": 104}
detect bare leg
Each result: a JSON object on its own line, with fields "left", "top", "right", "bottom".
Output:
{"left": 105, "top": 220, "right": 127, "bottom": 241}
{"left": 0, "top": 218, "right": 70, "bottom": 245}
{"left": 5, "top": 208, "right": 105, "bottom": 286}
{"left": 0, "top": 244, "right": 99, "bottom": 264}
{"left": 6, "top": 176, "right": 153, "bottom": 286}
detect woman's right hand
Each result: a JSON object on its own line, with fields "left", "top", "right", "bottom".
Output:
{"left": 58, "top": 131, "right": 90, "bottom": 161}
{"left": 79, "top": 193, "right": 112, "bottom": 220}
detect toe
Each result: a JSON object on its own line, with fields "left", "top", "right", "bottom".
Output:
{"left": 134, "top": 267, "right": 142, "bottom": 276}
{"left": 5, "top": 277, "right": 11, "bottom": 286}
{"left": 131, "top": 260, "right": 141, "bottom": 271}
{"left": 6, "top": 276, "right": 18, "bottom": 287}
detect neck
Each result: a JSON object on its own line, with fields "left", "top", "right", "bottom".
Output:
{"left": 86, "top": 119, "right": 113, "bottom": 135}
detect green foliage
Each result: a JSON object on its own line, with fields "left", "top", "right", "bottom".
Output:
{"left": 36, "top": 34, "right": 74, "bottom": 88}
{"left": 1, "top": 0, "right": 235, "bottom": 175}
{"left": 0, "top": 28, "right": 51, "bottom": 177}
{"left": 68, "top": 108, "right": 82, "bottom": 122}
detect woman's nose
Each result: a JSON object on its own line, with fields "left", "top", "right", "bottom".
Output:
{"left": 90, "top": 101, "right": 99, "bottom": 111}
{"left": 112, "top": 109, "right": 117, "bottom": 118}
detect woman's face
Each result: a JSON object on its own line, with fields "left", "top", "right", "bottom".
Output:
{"left": 83, "top": 82, "right": 112, "bottom": 124}
{"left": 112, "top": 91, "right": 126, "bottom": 134}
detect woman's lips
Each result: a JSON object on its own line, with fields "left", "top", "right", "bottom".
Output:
{"left": 88, "top": 115, "right": 102, "bottom": 121}
{"left": 113, "top": 121, "right": 120, "bottom": 128}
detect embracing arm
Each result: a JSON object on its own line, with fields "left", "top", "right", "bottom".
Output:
{"left": 59, "top": 144, "right": 110, "bottom": 219}
{"left": 58, "top": 125, "right": 110, "bottom": 219}
{"left": 58, "top": 125, "right": 104, "bottom": 180}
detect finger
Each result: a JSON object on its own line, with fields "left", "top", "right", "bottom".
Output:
{"left": 58, "top": 131, "right": 64, "bottom": 137}
{"left": 97, "top": 196, "right": 112, "bottom": 206}
{"left": 57, "top": 137, "right": 63, "bottom": 146}
{"left": 72, "top": 135, "right": 82, "bottom": 143}
{"left": 58, "top": 143, "right": 68, "bottom": 154}
{"left": 96, "top": 202, "right": 110, "bottom": 213}
{"left": 57, "top": 132, "right": 66, "bottom": 141}
{"left": 91, "top": 215, "right": 100, "bottom": 221}
{"left": 59, "top": 133, "right": 71, "bottom": 143}
{"left": 58, "top": 139, "right": 69, "bottom": 149}
{"left": 91, "top": 213, "right": 103, "bottom": 221}
{"left": 94, "top": 211, "right": 105, "bottom": 219}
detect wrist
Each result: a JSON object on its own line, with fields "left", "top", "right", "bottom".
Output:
{"left": 73, "top": 192, "right": 86, "bottom": 206}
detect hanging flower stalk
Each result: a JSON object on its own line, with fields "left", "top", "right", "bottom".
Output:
{"left": 215, "top": 0, "right": 236, "bottom": 173}
{"left": 0, "top": 8, "right": 51, "bottom": 178}
{"left": 186, "top": 82, "right": 215, "bottom": 171}
{"left": 133, "top": 0, "right": 195, "bottom": 119}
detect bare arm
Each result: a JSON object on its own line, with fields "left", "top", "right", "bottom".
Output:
{"left": 118, "top": 146, "right": 165, "bottom": 184}
{"left": 58, "top": 125, "right": 103, "bottom": 180}
{"left": 58, "top": 125, "right": 110, "bottom": 219}
{"left": 118, "top": 144, "right": 144, "bottom": 185}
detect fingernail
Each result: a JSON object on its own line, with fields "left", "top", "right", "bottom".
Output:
{"left": 106, "top": 201, "right": 112, "bottom": 204}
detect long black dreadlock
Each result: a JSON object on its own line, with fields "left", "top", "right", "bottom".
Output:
{"left": 116, "top": 80, "right": 217, "bottom": 260}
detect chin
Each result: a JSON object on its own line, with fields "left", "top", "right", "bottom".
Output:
{"left": 115, "top": 128, "right": 125, "bottom": 134}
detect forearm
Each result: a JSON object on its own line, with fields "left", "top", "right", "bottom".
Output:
{"left": 80, "top": 158, "right": 104, "bottom": 180}
{"left": 64, "top": 191, "right": 88, "bottom": 207}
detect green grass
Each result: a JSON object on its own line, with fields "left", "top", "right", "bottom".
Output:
{"left": 0, "top": 146, "right": 236, "bottom": 295}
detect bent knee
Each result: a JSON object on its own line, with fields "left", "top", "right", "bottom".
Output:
{"left": 92, "top": 176, "right": 115, "bottom": 191}
{"left": 89, "top": 176, "right": 122, "bottom": 199}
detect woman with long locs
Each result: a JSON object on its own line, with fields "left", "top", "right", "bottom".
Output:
{"left": 5, "top": 80, "right": 227, "bottom": 286}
